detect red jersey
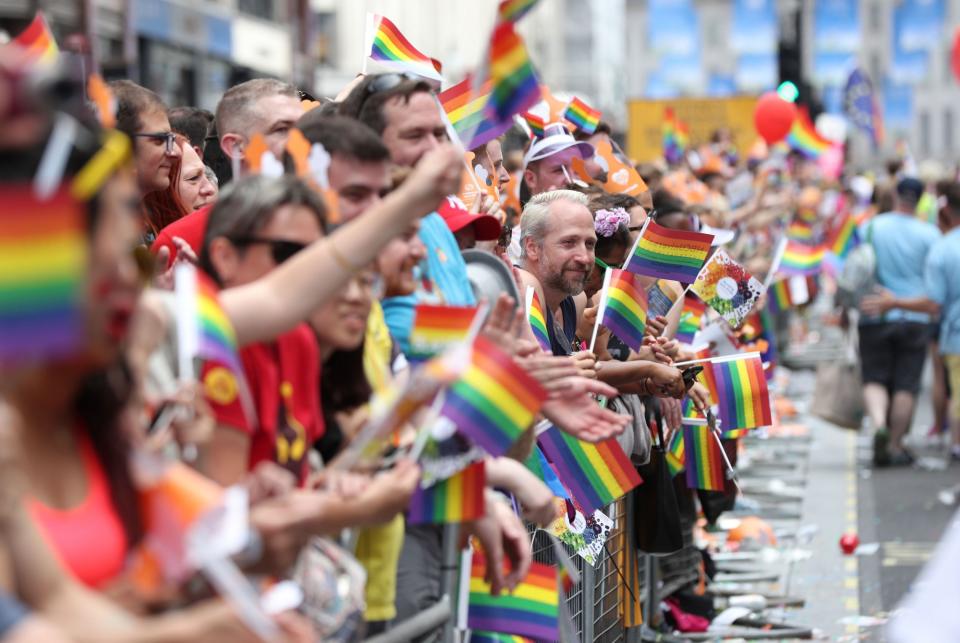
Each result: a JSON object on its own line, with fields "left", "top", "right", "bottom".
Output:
{"left": 151, "top": 205, "right": 211, "bottom": 269}
{"left": 202, "top": 323, "right": 324, "bottom": 485}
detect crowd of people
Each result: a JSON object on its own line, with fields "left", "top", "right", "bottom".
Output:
{"left": 1, "top": 13, "right": 960, "bottom": 642}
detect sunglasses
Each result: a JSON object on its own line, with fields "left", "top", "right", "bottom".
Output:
{"left": 231, "top": 237, "right": 307, "bottom": 264}
{"left": 358, "top": 72, "right": 422, "bottom": 113}
{"left": 133, "top": 131, "right": 177, "bottom": 154}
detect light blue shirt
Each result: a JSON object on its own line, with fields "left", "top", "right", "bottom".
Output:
{"left": 925, "top": 227, "right": 960, "bottom": 354}
{"left": 862, "top": 212, "right": 940, "bottom": 324}
{"left": 381, "top": 212, "right": 476, "bottom": 354}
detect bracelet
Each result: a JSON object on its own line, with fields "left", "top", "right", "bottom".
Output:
{"left": 327, "top": 238, "right": 359, "bottom": 274}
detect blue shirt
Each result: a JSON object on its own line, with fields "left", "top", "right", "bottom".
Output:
{"left": 381, "top": 212, "right": 476, "bottom": 354}
{"left": 925, "top": 227, "right": 960, "bottom": 354}
{"left": 863, "top": 212, "right": 940, "bottom": 324}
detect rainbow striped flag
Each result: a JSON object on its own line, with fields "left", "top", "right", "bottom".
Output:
{"left": 536, "top": 425, "right": 642, "bottom": 514}
{"left": 786, "top": 219, "right": 815, "bottom": 242}
{"left": 626, "top": 219, "right": 714, "bottom": 283}
{"left": 197, "top": 272, "right": 244, "bottom": 376}
{"left": 665, "top": 429, "right": 686, "bottom": 476}
{"left": 521, "top": 111, "right": 545, "bottom": 138}
{"left": 367, "top": 14, "right": 442, "bottom": 81}
{"left": 786, "top": 107, "right": 831, "bottom": 159}
{"left": 468, "top": 553, "right": 559, "bottom": 641}
{"left": 525, "top": 287, "right": 550, "bottom": 352}
{"left": 676, "top": 296, "right": 707, "bottom": 344}
{"left": 483, "top": 21, "right": 541, "bottom": 125}
{"left": 767, "top": 279, "right": 794, "bottom": 314}
{"left": 408, "top": 304, "right": 478, "bottom": 362}
{"left": 707, "top": 353, "right": 772, "bottom": 432}
{"left": 11, "top": 12, "right": 59, "bottom": 67}
{"left": 439, "top": 78, "right": 512, "bottom": 150}
{"left": 408, "top": 461, "right": 485, "bottom": 524}
{"left": 663, "top": 108, "right": 685, "bottom": 164}
{"left": 0, "top": 185, "right": 86, "bottom": 362}
{"left": 441, "top": 336, "right": 547, "bottom": 456}
{"left": 564, "top": 97, "right": 601, "bottom": 135}
{"left": 779, "top": 239, "right": 825, "bottom": 276}
{"left": 683, "top": 424, "right": 725, "bottom": 491}
{"left": 722, "top": 428, "right": 750, "bottom": 439}
{"left": 470, "top": 632, "right": 535, "bottom": 643}
{"left": 497, "top": 0, "right": 539, "bottom": 23}
{"left": 826, "top": 213, "right": 859, "bottom": 259}
{"left": 599, "top": 269, "right": 649, "bottom": 352}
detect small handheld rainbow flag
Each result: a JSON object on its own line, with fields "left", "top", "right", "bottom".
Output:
{"left": 408, "top": 304, "right": 479, "bottom": 363}
{"left": 779, "top": 240, "right": 825, "bottom": 276}
{"left": 665, "top": 429, "right": 686, "bottom": 476}
{"left": 786, "top": 107, "right": 831, "bottom": 159}
{"left": 407, "top": 461, "right": 485, "bottom": 524}
{"left": 786, "top": 219, "right": 816, "bottom": 242}
{"left": 563, "top": 97, "right": 601, "bottom": 135}
{"left": 468, "top": 553, "right": 559, "bottom": 641}
{"left": 826, "top": 213, "right": 859, "bottom": 259}
{"left": 497, "top": 0, "right": 539, "bottom": 23}
{"left": 0, "top": 185, "right": 86, "bottom": 362}
{"left": 470, "top": 632, "right": 534, "bottom": 643}
{"left": 11, "top": 12, "right": 59, "bottom": 67}
{"left": 439, "top": 78, "right": 512, "bottom": 150}
{"left": 683, "top": 424, "right": 726, "bottom": 491}
{"left": 441, "top": 336, "right": 547, "bottom": 456}
{"left": 626, "top": 219, "right": 714, "bottom": 283}
{"left": 767, "top": 279, "right": 794, "bottom": 314}
{"left": 524, "top": 286, "right": 550, "bottom": 352}
{"left": 366, "top": 14, "right": 442, "bottom": 81}
{"left": 599, "top": 269, "right": 649, "bottom": 352}
{"left": 707, "top": 353, "right": 772, "bottom": 432}
{"left": 663, "top": 108, "right": 686, "bottom": 164}
{"left": 676, "top": 296, "right": 707, "bottom": 344}
{"left": 483, "top": 21, "right": 542, "bottom": 125}
{"left": 536, "top": 425, "right": 642, "bottom": 514}
{"left": 520, "top": 111, "right": 546, "bottom": 138}
{"left": 196, "top": 272, "right": 244, "bottom": 376}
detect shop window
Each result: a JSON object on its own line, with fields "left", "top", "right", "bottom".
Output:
{"left": 238, "top": 0, "right": 275, "bottom": 21}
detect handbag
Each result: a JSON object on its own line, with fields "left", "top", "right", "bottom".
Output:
{"left": 632, "top": 397, "right": 684, "bottom": 554}
{"left": 812, "top": 328, "right": 864, "bottom": 429}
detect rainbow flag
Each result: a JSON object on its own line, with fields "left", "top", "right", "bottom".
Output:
{"left": 408, "top": 461, "right": 485, "bottom": 524}
{"left": 0, "top": 185, "right": 86, "bottom": 362}
{"left": 408, "top": 304, "right": 478, "bottom": 362}
{"left": 683, "top": 424, "right": 725, "bottom": 491}
{"left": 676, "top": 296, "right": 707, "bottom": 344}
{"left": 779, "top": 240, "right": 824, "bottom": 276}
{"left": 707, "top": 353, "right": 772, "bottom": 432}
{"left": 497, "top": 0, "right": 539, "bottom": 23}
{"left": 521, "top": 111, "right": 545, "bottom": 138}
{"left": 468, "top": 553, "right": 559, "bottom": 641}
{"left": 786, "top": 107, "right": 831, "bottom": 159}
{"left": 483, "top": 21, "right": 541, "bottom": 124}
{"left": 767, "top": 279, "right": 794, "bottom": 314}
{"left": 626, "top": 219, "right": 714, "bottom": 283}
{"left": 11, "top": 12, "right": 59, "bottom": 66}
{"left": 786, "top": 219, "right": 815, "bottom": 242}
{"left": 525, "top": 287, "right": 550, "bottom": 352}
{"left": 722, "top": 428, "right": 750, "bottom": 439}
{"left": 470, "top": 633, "right": 535, "bottom": 643}
{"left": 367, "top": 14, "right": 442, "bottom": 81}
{"left": 439, "top": 78, "right": 512, "bottom": 150}
{"left": 441, "top": 336, "right": 547, "bottom": 456}
{"left": 599, "top": 269, "right": 648, "bottom": 352}
{"left": 827, "top": 213, "right": 859, "bottom": 259}
{"left": 665, "top": 429, "right": 686, "bottom": 476}
{"left": 536, "top": 425, "right": 642, "bottom": 514}
{"left": 663, "top": 108, "right": 684, "bottom": 164}
{"left": 564, "top": 97, "right": 601, "bottom": 135}
{"left": 197, "top": 272, "right": 243, "bottom": 376}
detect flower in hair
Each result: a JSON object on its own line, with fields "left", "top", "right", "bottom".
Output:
{"left": 594, "top": 207, "right": 630, "bottom": 237}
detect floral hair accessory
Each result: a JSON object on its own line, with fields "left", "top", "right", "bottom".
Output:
{"left": 594, "top": 207, "right": 630, "bottom": 237}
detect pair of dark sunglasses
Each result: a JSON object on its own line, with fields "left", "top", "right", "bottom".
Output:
{"left": 231, "top": 237, "right": 307, "bottom": 264}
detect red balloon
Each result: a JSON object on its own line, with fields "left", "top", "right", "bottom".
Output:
{"left": 951, "top": 28, "right": 960, "bottom": 84}
{"left": 839, "top": 532, "right": 860, "bottom": 556}
{"left": 753, "top": 92, "right": 798, "bottom": 144}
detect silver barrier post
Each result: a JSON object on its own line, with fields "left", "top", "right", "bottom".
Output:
{"left": 440, "top": 523, "right": 461, "bottom": 642}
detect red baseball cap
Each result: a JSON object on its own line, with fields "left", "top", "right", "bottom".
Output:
{"left": 438, "top": 196, "right": 501, "bottom": 241}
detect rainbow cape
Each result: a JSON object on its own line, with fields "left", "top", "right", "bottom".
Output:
{"left": 468, "top": 553, "right": 559, "bottom": 641}
{"left": 786, "top": 108, "right": 831, "bottom": 159}
{"left": 0, "top": 185, "right": 86, "bottom": 361}
{"left": 707, "top": 353, "right": 772, "bottom": 432}
{"left": 564, "top": 97, "right": 601, "bottom": 135}
{"left": 439, "top": 78, "right": 512, "bottom": 150}
{"left": 441, "top": 336, "right": 547, "bottom": 456}
{"left": 407, "top": 461, "right": 485, "bottom": 524}
{"left": 683, "top": 424, "right": 726, "bottom": 491}
{"left": 536, "top": 425, "right": 642, "bottom": 514}
{"left": 599, "top": 269, "right": 649, "bottom": 352}
{"left": 665, "top": 429, "right": 686, "bottom": 476}
{"left": 779, "top": 239, "right": 825, "bottom": 276}
{"left": 626, "top": 219, "right": 714, "bottom": 283}
{"left": 11, "top": 12, "right": 59, "bottom": 66}
{"left": 408, "top": 304, "right": 478, "bottom": 363}
{"left": 525, "top": 286, "right": 550, "bottom": 352}
{"left": 676, "top": 296, "right": 707, "bottom": 344}
{"left": 827, "top": 213, "right": 859, "bottom": 258}
{"left": 367, "top": 14, "right": 442, "bottom": 81}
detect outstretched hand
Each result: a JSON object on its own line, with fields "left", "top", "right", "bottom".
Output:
{"left": 541, "top": 378, "right": 629, "bottom": 442}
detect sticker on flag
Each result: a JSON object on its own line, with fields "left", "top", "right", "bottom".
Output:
{"left": 690, "top": 250, "right": 764, "bottom": 328}
{"left": 547, "top": 497, "right": 614, "bottom": 566}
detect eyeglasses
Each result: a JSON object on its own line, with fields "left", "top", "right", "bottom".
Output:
{"left": 133, "top": 131, "right": 177, "bottom": 154}
{"left": 231, "top": 237, "right": 307, "bottom": 264}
